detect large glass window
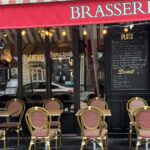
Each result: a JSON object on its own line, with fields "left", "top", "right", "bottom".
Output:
{"left": 0, "top": 30, "right": 18, "bottom": 97}
{"left": 79, "top": 25, "right": 105, "bottom": 108}
{"left": 21, "top": 28, "right": 74, "bottom": 111}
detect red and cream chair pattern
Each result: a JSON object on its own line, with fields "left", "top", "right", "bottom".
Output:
{"left": 0, "top": 98, "right": 25, "bottom": 146}
{"left": 43, "top": 98, "right": 63, "bottom": 145}
{"left": 88, "top": 97, "right": 108, "bottom": 109}
{"left": 77, "top": 106, "right": 107, "bottom": 150}
{"left": 134, "top": 106, "right": 150, "bottom": 150}
{"left": 25, "top": 106, "right": 58, "bottom": 150}
{"left": 126, "top": 97, "right": 148, "bottom": 147}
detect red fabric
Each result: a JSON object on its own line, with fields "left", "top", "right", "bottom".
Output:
{"left": 82, "top": 111, "right": 100, "bottom": 128}
{"left": 138, "top": 110, "right": 150, "bottom": 129}
{"left": 83, "top": 128, "right": 107, "bottom": 138}
{"left": 31, "top": 111, "right": 47, "bottom": 128}
{"left": 0, "top": 0, "right": 150, "bottom": 29}
{"left": 129, "top": 99, "right": 146, "bottom": 109}
{"left": 90, "top": 99, "right": 106, "bottom": 110}
{"left": 45, "top": 101, "right": 61, "bottom": 110}
{"left": 0, "top": 0, "right": 69, "bottom": 5}
{"left": 139, "top": 129, "right": 150, "bottom": 138}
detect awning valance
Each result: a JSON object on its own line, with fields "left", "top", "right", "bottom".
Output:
{"left": 0, "top": 0, "right": 150, "bottom": 29}
{"left": 0, "top": 0, "right": 71, "bottom": 5}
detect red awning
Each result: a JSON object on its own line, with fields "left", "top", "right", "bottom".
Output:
{"left": 0, "top": 0, "right": 150, "bottom": 29}
{"left": 0, "top": 0, "right": 71, "bottom": 5}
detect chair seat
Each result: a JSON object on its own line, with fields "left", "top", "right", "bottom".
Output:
{"left": 0, "top": 130, "right": 5, "bottom": 136}
{"left": 51, "top": 121, "right": 60, "bottom": 127}
{"left": 83, "top": 128, "right": 107, "bottom": 138}
{"left": 32, "top": 128, "right": 57, "bottom": 138}
{"left": 139, "top": 129, "right": 150, "bottom": 138}
{"left": 0, "top": 122, "right": 19, "bottom": 128}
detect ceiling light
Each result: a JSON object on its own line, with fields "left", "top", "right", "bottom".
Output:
{"left": 21, "top": 30, "right": 26, "bottom": 36}
{"left": 124, "top": 27, "right": 128, "bottom": 33}
{"left": 62, "top": 31, "right": 67, "bottom": 37}
{"left": 102, "top": 29, "right": 107, "bottom": 35}
{"left": 83, "top": 30, "right": 87, "bottom": 36}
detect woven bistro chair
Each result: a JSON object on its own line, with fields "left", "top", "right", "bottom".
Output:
{"left": 77, "top": 106, "right": 107, "bottom": 150}
{"left": 134, "top": 106, "right": 150, "bottom": 150}
{"left": 43, "top": 98, "right": 63, "bottom": 145}
{"left": 25, "top": 106, "right": 58, "bottom": 150}
{"left": 0, "top": 130, "right": 6, "bottom": 150}
{"left": 0, "top": 98, "right": 25, "bottom": 146}
{"left": 88, "top": 97, "right": 108, "bottom": 110}
{"left": 88, "top": 97, "right": 108, "bottom": 129}
{"left": 126, "top": 97, "right": 148, "bottom": 147}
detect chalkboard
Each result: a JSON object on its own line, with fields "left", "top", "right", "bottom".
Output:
{"left": 111, "top": 25, "right": 149, "bottom": 90}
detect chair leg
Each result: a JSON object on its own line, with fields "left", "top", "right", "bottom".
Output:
{"left": 46, "top": 140, "right": 50, "bottom": 150}
{"left": 136, "top": 140, "right": 140, "bottom": 150}
{"left": 2, "top": 131, "right": 6, "bottom": 150}
{"left": 4, "top": 137, "right": 6, "bottom": 150}
{"left": 129, "top": 124, "right": 132, "bottom": 147}
{"left": 34, "top": 142, "right": 36, "bottom": 150}
{"left": 28, "top": 140, "right": 33, "bottom": 150}
{"left": 16, "top": 129, "right": 20, "bottom": 146}
{"left": 20, "top": 127, "right": 24, "bottom": 140}
{"left": 59, "top": 129, "right": 62, "bottom": 145}
{"left": 98, "top": 140, "right": 104, "bottom": 150}
{"left": 80, "top": 140, "right": 85, "bottom": 150}
{"left": 104, "top": 134, "right": 108, "bottom": 147}
{"left": 55, "top": 135, "right": 58, "bottom": 150}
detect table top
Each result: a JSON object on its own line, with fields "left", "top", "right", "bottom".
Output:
{"left": 76, "top": 109, "right": 111, "bottom": 117}
{"left": 0, "top": 110, "right": 17, "bottom": 117}
{"left": 48, "top": 109, "right": 63, "bottom": 116}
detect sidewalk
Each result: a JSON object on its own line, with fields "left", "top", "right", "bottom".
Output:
{"left": 0, "top": 135, "right": 146, "bottom": 150}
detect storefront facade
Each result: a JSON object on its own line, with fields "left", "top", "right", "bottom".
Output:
{"left": 0, "top": 0, "right": 150, "bottom": 135}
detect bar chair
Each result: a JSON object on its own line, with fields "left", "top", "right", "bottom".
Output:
{"left": 25, "top": 106, "right": 58, "bottom": 150}
{"left": 77, "top": 106, "right": 107, "bottom": 150}
{"left": 43, "top": 98, "right": 63, "bottom": 145}
{"left": 134, "top": 106, "right": 150, "bottom": 150}
{"left": 126, "top": 97, "right": 148, "bottom": 147}
{"left": 0, "top": 98, "right": 25, "bottom": 146}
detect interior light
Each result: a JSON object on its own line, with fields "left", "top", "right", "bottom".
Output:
{"left": 124, "top": 27, "right": 129, "bottom": 33}
{"left": 45, "top": 31, "right": 49, "bottom": 36}
{"left": 49, "top": 32, "right": 53, "bottom": 38}
{"left": 3, "top": 33, "right": 7, "bottom": 38}
{"left": 21, "top": 30, "right": 26, "bottom": 36}
{"left": 102, "top": 29, "right": 107, "bottom": 35}
{"left": 83, "top": 30, "right": 87, "bottom": 36}
{"left": 62, "top": 31, "right": 67, "bottom": 37}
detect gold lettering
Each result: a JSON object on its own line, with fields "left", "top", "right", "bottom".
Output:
{"left": 118, "top": 69, "right": 135, "bottom": 74}
{"left": 121, "top": 34, "right": 133, "bottom": 40}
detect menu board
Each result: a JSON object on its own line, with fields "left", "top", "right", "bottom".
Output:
{"left": 111, "top": 25, "right": 149, "bottom": 90}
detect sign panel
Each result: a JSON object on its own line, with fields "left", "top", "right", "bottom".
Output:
{"left": 110, "top": 25, "right": 149, "bottom": 90}
{"left": 0, "top": 0, "right": 150, "bottom": 29}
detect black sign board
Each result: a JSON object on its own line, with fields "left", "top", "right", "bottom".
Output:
{"left": 110, "top": 25, "right": 149, "bottom": 90}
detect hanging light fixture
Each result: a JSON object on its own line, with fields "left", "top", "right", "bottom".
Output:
{"left": 21, "top": 30, "right": 26, "bottom": 36}
{"left": 102, "top": 28, "right": 107, "bottom": 35}
{"left": 3, "top": 32, "right": 7, "bottom": 38}
{"left": 62, "top": 28, "right": 67, "bottom": 37}
{"left": 124, "top": 27, "right": 129, "bottom": 33}
{"left": 83, "top": 29, "right": 87, "bottom": 36}
{"left": 38, "top": 28, "right": 55, "bottom": 38}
